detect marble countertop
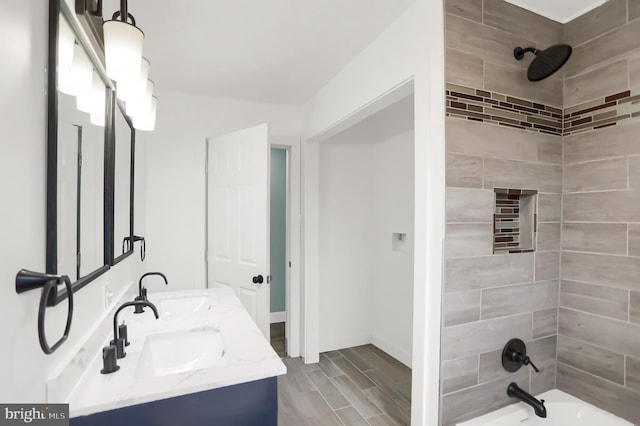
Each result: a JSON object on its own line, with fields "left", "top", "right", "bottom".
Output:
{"left": 67, "top": 287, "right": 286, "bottom": 417}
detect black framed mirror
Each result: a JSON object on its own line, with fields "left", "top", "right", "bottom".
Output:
{"left": 112, "top": 101, "right": 135, "bottom": 265}
{"left": 45, "top": 0, "right": 113, "bottom": 305}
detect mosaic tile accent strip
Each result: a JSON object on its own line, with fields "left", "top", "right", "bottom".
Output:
{"left": 564, "top": 89, "right": 640, "bottom": 135}
{"left": 493, "top": 188, "right": 537, "bottom": 255}
{"left": 446, "top": 83, "right": 640, "bottom": 136}
{"left": 446, "top": 83, "right": 563, "bottom": 136}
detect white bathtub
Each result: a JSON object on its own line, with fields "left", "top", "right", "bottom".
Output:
{"left": 457, "top": 389, "right": 632, "bottom": 425}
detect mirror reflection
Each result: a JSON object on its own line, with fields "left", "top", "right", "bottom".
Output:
{"left": 56, "top": 13, "right": 107, "bottom": 280}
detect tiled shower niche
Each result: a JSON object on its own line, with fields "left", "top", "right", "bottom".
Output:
{"left": 493, "top": 188, "right": 538, "bottom": 254}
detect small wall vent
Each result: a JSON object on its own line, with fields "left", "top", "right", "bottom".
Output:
{"left": 493, "top": 188, "right": 538, "bottom": 254}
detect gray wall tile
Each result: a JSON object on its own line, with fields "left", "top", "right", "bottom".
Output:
{"left": 631, "top": 291, "right": 640, "bottom": 324}
{"left": 442, "top": 313, "right": 532, "bottom": 361}
{"left": 484, "top": 61, "right": 563, "bottom": 107}
{"left": 630, "top": 55, "right": 640, "bottom": 87}
{"left": 483, "top": 0, "right": 562, "bottom": 47}
{"left": 537, "top": 140, "right": 562, "bottom": 164}
{"left": 446, "top": 223, "right": 493, "bottom": 258}
{"left": 444, "top": 290, "right": 481, "bottom": 326}
{"left": 563, "top": 157, "right": 628, "bottom": 192}
{"left": 564, "top": 120, "right": 640, "bottom": 164}
{"left": 446, "top": 153, "right": 483, "bottom": 188}
{"left": 628, "top": 224, "right": 640, "bottom": 256}
{"left": 628, "top": 155, "right": 640, "bottom": 189}
{"left": 529, "top": 336, "right": 558, "bottom": 395}
{"left": 446, "top": 187, "right": 494, "bottom": 222}
{"left": 446, "top": 117, "right": 540, "bottom": 161}
{"left": 478, "top": 347, "right": 511, "bottom": 384}
{"left": 561, "top": 222, "right": 628, "bottom": 255}
{"left": 559, "top": 308, "right": 640, "bottom": 357}
{"left": 445, "top": 0, "right": 482, "bottom": 22}
{"left": 481, "top": 280, "right": 558, "bottom": 320}
{"left": 537, "top": 222, "right": 561, "bottom": 252}
{"left": 627, "top": 356, "right": 640, "bottom": 393}
{"left": 563, "top": 190, "right": 640, "bottom": 222}
{"left": 557, "top": 363, "right": 640, "bottom": 424}
{"left": 441, "top": 355, "right": 478, "bottom": 394}
{"left": 561, "top": 251, "right": 640, "bottom": 291}
{"left": 564, "top": 19, "right": 640, "bottom": 78}
{"left": 533, "top": 308, "right": 557, "bottom": 339}
{"left": 484, "top": 158, "right": 562, "bottom": 193}
{"left": 441, "top": 371, "right": 529, "bottom": 425}
{"left": 562, "top": 0, "right": 627, "bottom": 47}
{"left": 446, "top": 49, "right": 484, "bottom": 88}
{"left": 564, "top": 59, "right": 628, "bottom": 107}
{"left": 557, "top": 335, "right": 625, "bottom": 384}
{"left": 630, "top": 0, "right": 640, "bottom": 22}
{"left": 538, "top": 194, "right": 561, "bottom": 221}
{"left": 535, "top": 251, "right": 559, "bottom": 281}
{"left": 446, "top": 14, "right": 534, "bottom": 70}
{"left": 445, "top": 253, "right": 534, "bottom": 293}
{"left": 560, "top": 280, "right": 629, "bottom": 320}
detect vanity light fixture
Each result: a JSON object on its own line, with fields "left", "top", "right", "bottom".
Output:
{"left": 116, "top": 57, "right": 149, "bottom": 102}
{"left": 103, "top": 0, "right": 144, "bottom": 83}
{"left": 132, "top": 96, "right": 157, "bottom": 131}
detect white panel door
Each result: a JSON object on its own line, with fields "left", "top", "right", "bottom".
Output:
{"left": 208, "top": 123, "right": 270, "bottom": 339}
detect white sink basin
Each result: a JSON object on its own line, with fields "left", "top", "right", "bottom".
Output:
{"left": 158, "top": 295, "right": 211, "bottom": 315}
{"left": 135, "top": 327, "right": 226, "bottom": 378}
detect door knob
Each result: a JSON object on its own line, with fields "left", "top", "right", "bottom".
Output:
{"left": 252, "top": 275, "right": 264, "bottom": 284}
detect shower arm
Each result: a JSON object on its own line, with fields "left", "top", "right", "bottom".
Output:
{"left": 514, "top": 47, "right": 539, "bottom": 60}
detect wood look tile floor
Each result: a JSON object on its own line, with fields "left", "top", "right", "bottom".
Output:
{"left": 271, "top": 322, "right": 287, "bottom": 358}
{"left": 278, "top": 345, "right": 412, "bottom": 425}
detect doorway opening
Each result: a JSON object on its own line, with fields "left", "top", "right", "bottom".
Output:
{"left": 270, "top": 147, "right": 288, "bottom": 358}
{"left": 317, "top": 91, "right": 415, "bottom": 367}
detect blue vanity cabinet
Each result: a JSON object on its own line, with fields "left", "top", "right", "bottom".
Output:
{"left": 70, "top": 377, "right": 277, "bottom": 426}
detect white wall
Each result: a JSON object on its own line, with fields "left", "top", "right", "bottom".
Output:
{"left": 144, "top": 90, "right": 302, "bottom": 291}
{"left": 318, "top": 129, "right": 414, "bottom": 366}
{"left": 318, "top": 143, "right": 374, "bottom": 350}
{"left": 302, "top": 1, "right": 445, "bottom": 424}
{"left": 370, "top": 130, "right": 414, "bottom": 367}
{"left": 0, "top": 1, "right": 145, "bottom": 402}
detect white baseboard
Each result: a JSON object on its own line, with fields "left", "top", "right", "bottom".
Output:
{"left": 319, "top": 333, "right": 371, "bottom": 353}
{"left": 270, "top": 311, "right": 286, "bottom": 323}
{"left": 371, "top": 334, "right": 412, "bottom": 368}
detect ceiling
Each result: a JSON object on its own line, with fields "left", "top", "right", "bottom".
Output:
{"left": 102, "top": 0, "right": 415, "bottom": 106}
{"left": 326, "top": 94, "right": 414, "bottom": 146}
{"left": 505, "top": 0, "right": 608, "bottom": 23}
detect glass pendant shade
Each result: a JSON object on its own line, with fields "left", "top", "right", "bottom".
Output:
{"left": 116, "top": 57, "right": 149, "bottom": 102}
{"left": 133, "top": 96, "right": 157, "bottom": 131}
{"left": 126, "top": 79, "right": 153, "bottom": 118}
{"left": 61, "top": 44, "right": 93, "bottom": 97}
{"left": 103, "top": 19, "right": 144, "bottom": 82}
{"left": 89, "top": 80, "right": 106, "bottom": 127}
{"left": 57, "top": 17, "right": 74, "bottom": 74}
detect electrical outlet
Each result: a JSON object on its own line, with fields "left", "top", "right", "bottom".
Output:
{"left": 104, "top": 281, "right": 113, "bottom": 309}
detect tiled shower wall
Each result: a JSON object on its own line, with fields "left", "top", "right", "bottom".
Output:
{"left": 441, "top": 1, "right": 562, "bottom": 424}
{"left": 443, "top": 0, "right": 640, "bottom": 424}
{"left": 557, "top": 1, "right": 640, "bottom": 424}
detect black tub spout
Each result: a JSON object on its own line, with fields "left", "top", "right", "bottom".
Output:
{"left": 507, "top": 382, "right": 547, "bottom": 418}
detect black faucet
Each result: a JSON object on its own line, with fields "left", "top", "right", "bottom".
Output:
{"left": 134, "top": 272, "right": 168, "bottom": 313}
{"left": 507, "top": 382, "right": 546, "bottom": 418}
{"left": 102, "top": 300, "right": 159, "bottom": 374}
{"left": 112, "top": 300, "right": 159, "bottom": 358}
